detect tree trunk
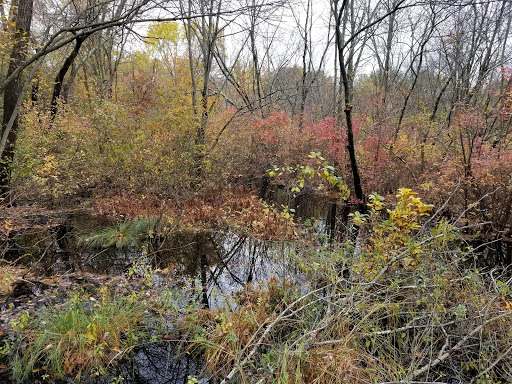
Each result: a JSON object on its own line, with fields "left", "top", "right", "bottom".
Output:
{"left": 298, "top": 0, "right": 311, "bottom": 133}
{"left": 381, "top": 9, "right": 395, "bottom": 105}
{"left": 249, "top": 0, "right": 263, "bottom": 114}
{"left": 333, "top": 0, "right": 364, "bottom": 202}
{"left": 50, "top": 35, "right": 87, "bottom": 119}
{"left": 0, "top": 0, "right": 34, "bottom": 193}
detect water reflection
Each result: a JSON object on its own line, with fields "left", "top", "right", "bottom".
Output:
{"left": 97, "top": 343, "right": 206, "bottom": 384}
{"left": 6, "top": 216, "right": 304, "bottom": 309}
{"left": 154, "top": 230, "right": 302, "bottom": 309}
{"left": 3, "top": 216, "right": 307, "bottom": 384}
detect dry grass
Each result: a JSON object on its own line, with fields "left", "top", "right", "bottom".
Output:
{"left": 92, "top": 187, "right": 297, "bottom": 240}
{"left": 0, "top": 265, "right": 27, "bottom": 296}
{"left": 178, "top": 224, "right": 512, "bottom": 384}
{"left": 297, "top": 344, "right": 375, "bottom": 384}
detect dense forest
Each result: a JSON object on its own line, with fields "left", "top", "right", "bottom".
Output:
{"left": 0, "top": 0, "right": 512, "bottom": 382}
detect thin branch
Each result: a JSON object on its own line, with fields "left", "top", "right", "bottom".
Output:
{"left": 471, "top": 343, "right": 512, "bottom": 383}
{"left": 219, "top": 284, "right": 331, "bottom": 384}
{"left": 410, "top": 309, "right": 512, "bottom": 380}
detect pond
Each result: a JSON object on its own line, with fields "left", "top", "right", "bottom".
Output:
{"left": 4, "top": 211, "right": 306, "bottom": 308}
{"left": 0, "top": 209, "right": 309, "bottom": 383}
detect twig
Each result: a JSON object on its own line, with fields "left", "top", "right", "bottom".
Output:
{"left": 437, "top": 326, "right": 450, "bottom": 360}
{"left": 471, "top": 343, "right": 512, "bottom": 383}
{"left": 379, "top": 382, "right": 450, "bottom": 384}
{"left": 288, "top": 317, "right": 333, "bottom": 350}
{"left": 362, "top": 318, "right": 464, "bottom": 337}
{"left": 22, "top": 242, "right": 52, "bottom": 279}
{"left": 10, "top": 277, "right": 58, "bottom": 290}
{"left": 410, "top": 309, "right": 512, "bottom": 380}
{"left": 420, "top": 178, "right": 461, "bottom": 231}
{"left": 219, "top": 284, "right": 330, "bottom": 384}
{"left": 107, "top": 346, "right": 134, "bottom": 368}
{"left": 453, "top": 188, "right": 499, "bottom": 226}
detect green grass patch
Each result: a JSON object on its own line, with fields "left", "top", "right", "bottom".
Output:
{"left": 80, "top": 218, "right": 156, "bottom": 250}
{"left": 13, "top": 287, "right": 149, "bottom": 382}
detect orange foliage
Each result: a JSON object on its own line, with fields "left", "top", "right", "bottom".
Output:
{"left": 91, "top": 187, "right": 297, "bottom": 240}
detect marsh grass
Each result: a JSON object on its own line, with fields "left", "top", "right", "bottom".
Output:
{"left": 184, "top": 278, "right": 300, "bottom": 373}
{"left": 183, "top": 243, "right": 512, "bottom": 383}
{"left": 80, "top": 218, "right": 156, "bottom": 250}
{"left": 13, "top": 287, "right": 149, "bottom": 382}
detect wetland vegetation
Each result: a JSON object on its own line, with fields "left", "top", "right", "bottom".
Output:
{"left": 0, "top": 0, "right": 512, "bottom": 382}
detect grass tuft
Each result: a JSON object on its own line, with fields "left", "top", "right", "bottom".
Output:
{"left": 80, "top": 218, "right": 156, "bottom": 250}
{"left": 13, "top": 286, "right": 148, "bottom": 382}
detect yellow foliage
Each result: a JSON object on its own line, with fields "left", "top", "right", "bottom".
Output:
{"left": 354, "top": 188, "right": 434, "bottom": 279}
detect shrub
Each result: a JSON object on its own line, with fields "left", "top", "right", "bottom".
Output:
{"left": 180, "top": 189, "right": 512, "bottom": 383}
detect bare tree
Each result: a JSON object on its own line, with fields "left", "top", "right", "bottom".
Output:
{"left": 291, "top": 0, "right": 334, "bottom": 132}
{"left": 0, "top": 0, "right": 155, "bottom": 192}
{"left": 180, "top": 0, "right": 224, "bottom": 188}
{"left": 331, "top": 0, "right": 408, "bottom": 201}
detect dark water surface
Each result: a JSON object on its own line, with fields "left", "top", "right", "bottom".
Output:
{"left": 1, "top": 210, "right": 308, "bottom": 383}
{"left": 6, "top": 212, "right": 306, "bottom": 307}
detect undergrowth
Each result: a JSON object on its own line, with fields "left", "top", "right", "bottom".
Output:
{"left": 91, "top": 188, "right": 298, "bottom": 240}
{"left": 179, "top": 189, "right": 512, "bottom": 383}
{"left": 12, "top": 286, "right": 150, "bottom": 382}
{"left": 4, "top": 185, "right": 512, "bottom": 383}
